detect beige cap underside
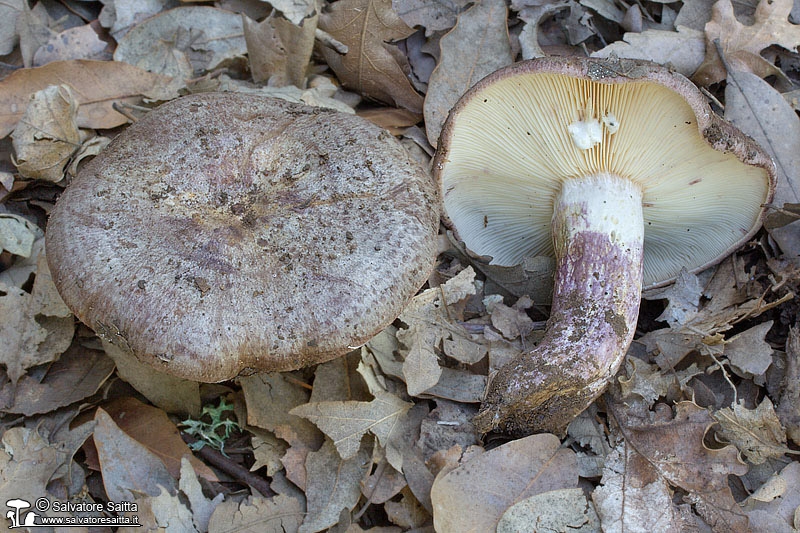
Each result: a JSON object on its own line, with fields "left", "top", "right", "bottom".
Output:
{"left": 438, "top": 69, "right": 772, "bottom": 288}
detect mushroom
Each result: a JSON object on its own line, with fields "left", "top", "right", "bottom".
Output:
{"left": 433, "top": 57, "right": 775, "bottom": 436}
{"left": 46, "top": 93, "right": 439, "bottom": 382}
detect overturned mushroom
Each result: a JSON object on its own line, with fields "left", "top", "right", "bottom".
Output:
{"left": 434, "top": 57, "right": 775, "bottom": 436}
{"left": 46, "top": 93, "right": 439, "bottom": 382}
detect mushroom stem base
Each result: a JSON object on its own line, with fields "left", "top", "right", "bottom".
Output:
{"left": 474, "top": 173, "right": 644, "bottom": 436}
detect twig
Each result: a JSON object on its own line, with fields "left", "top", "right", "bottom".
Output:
{"left": 700, "top": 86, "right": 725, "bottom": 112}
{"left": 315, "top": 28, "right": 348, "bottom": 54}
{"left": 284, "top": 374, "right": 313, "bottom": 390}
{"left": 181, "top": 433, "right": 275, "bottom": 498}
{"left": 705, "top": 347, "right": 738, "bottom": 404}
{"left": 353, "top": 459, "right": 388, "bottom": 521}
{"left": 112, "top": 102, "right": 152, "bottom": 123}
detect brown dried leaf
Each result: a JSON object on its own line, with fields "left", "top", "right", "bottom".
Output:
{"left": 243, "top": 12, "right": 317, "bottom": 87}
{"left": 618, "top": 357, "right": 701, "bottom": 405}
{"left": 724, "top": 70, "right": 800, "bottom": 256}
{"left": 448, "top": 235, "right": 555, "bottom": 303}
{"left": 0, "top": 60, "right": 174, "bottom": 138}
{"left": 580, "top": 0, "right": 625, "bottom": 23}
{"left": 32, "top": 23, "right": 111, "bottom": 66}
{"left": 16, "top": 1, "right": 58, "bottom": 67}
{"left": 0, "top": 0, "right": 24, "bottom": 55}
{"left": 250, "top": 432, "right": 287, "bottom": 475}
{"left": 276, "top": 425, "right": 312, "bottom": 490}
{"left": 592, "top": 26, "right": 705, "bottom": 77}
{"left": 743, "top": 462, "right": 800, "bottom": 530}
{"left": 385, "top": 487, "right": 430, "bottom": 528}
{"left": 694, "top": 0, "right": 800, "bottom": 85}
{"left": 500, "top": 488, "right": 600, "bottom": 532}
{"left": 0, "top": 427, "right": 64, "bottom": 502}
{"left": 179, "top": 457, "right": 224, "bottom": 532}
{"left": 208, "top": 493, "right": 304, "bottom": 533}
{"left": 724, "top": 321, "right": 774, "bottom": 377}
{"left": 361, "top": 461, "right": 407, "bottom": 504}
{"left": 138, "top": 486, "right": 199, "bottom": 532}
{"left": 114, "top": 6, "right": 247, "bottom": 78}
{"left": 0, "top": 214, "right": 42, "bottom": 258}
{"left": 357, "top": 107, "right": 422, "bottom": 135}
{"left": 423, "top": 0, "right": 512, "bottom": 146}
{"left": 643, "top": 268, "right": 703, "bottom": 328}
{"left": 612, "top": 401, "right": 751, "bottom": 532}
{"left": 102, "top": 339, "right": 201, "bottom": 417}
{"left": 421, "top": 367, "right": 487, "bottom": 403}
{"left": 262, "top": 0, "right": 317, "bottom": 25}
{"left": 777, "top": 326, "right": 800, "bottom": 446}
{"left": 300, "top": 439, "right": 371, "bottom": 533}
{"left": 94, "top": 407, "right": 177, "bottom": 502}
{"left": 68, "top": 135, "right": 111, "bottom": 179}
{"left": 85, "top": 396, "right": 217, "bottom": 482}
{"left": 0, "top": 251, "right": 74, "bottom": 382}
{"left": 2, "top": 344, "right": 114, "bottom": 416}
{"left": 485, "top": 298, "right": 535, "bottom": 341}
{"left": 11, "top": 84, "right": 80, "bottom": 182}
{"left": 713, "top": 398, "right": 789, "bottom": 464}
{"left": 98, "top": 0, "right": 176, "bottom": 40}
{"left": 592, "top": 442, "right": 686, "bottom": 532}
{"left": 214, "top": 76, "right": 356, "bottom": 113}
{"left": 517, "top": 3, "right": 570, "bottom": 60}
{"left": 391, "top": 0, "right": 471, "bottom": 35}
{"left": 318, "top": 0, "right": 423, "bottom": 112}
{"left": 396, "top": 267, "right": 480, "bottom": 395}
{"left": 310, "top": 351, "right": 370, "bottom": 403}
{"left": 431, "top": 433, "right": 578, "bottom": 532}
{"left": 290, "top": 391, "right": 412, "bottom": 460}
{"left": 239, "top": 373, "right": 323, "bottom": 449}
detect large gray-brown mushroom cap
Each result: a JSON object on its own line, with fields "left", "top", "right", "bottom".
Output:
{"left": 46, "top": 93, "right": 439, "bottom": 382}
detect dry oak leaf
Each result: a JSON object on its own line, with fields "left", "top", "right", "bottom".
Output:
{"left": 1, "top": 343, "right": 114, "bottom": 416}
{"left": 290, "top": 391, "right": 412, "bottom": 460}
{"left": 0, "top": 251, "right": 74, "bottom": 383}
{"left": 499, "top": 488, "right": 600, "bottom": 532}
{"left": 693, "top": 0, "right": 800, "bottom": 86}
{"left": 318, "top": 0, "right": 423, "bottom": 113}
{"left": 11, "top": 84, "right": 80, "bottom": 182}
{"left": 243, "top": 12, "right": 318, "bottom": 87}
{"left": 431, "top": 433, "right": 578, "bottom": 533}
{"left": 207, "top": 493, "right": 304, "bottom": 533}
{"left": 113, "top": 6, "right": 247, "bottom": 79}
{"left": 0, "top": 59, "right": 174, "bottom": 138}
{"left": 592, "top": 442, "right": 688, "bottom": 532}
{"left": 301, "top": 439, "right": 371, "bottom": 533}
{"left": 591, "top": 26, "right": 705, "bottom": 77}
{"left": 391, "top": 0, "right": 472, "bottom": 35}
{"left": 32, "top": 23, "right": 111, "bottom": 67}
{"left": 612, "top": 400, "right": 751, "bottom": 532}
{"left": 0, "top": 427, "right": 64, "bottom": 506}
{"left": 83, "top": 396, "right": 217, "bottom": 482}
{"left": 93, "top": 407, "right": 177, "bottom": 502}
{"left": 423, "top": 0, "right": 513, "bottom": 146}
{"left": 778, "top": 325, "right": 800, "bottom": 446}
{"left": 712, "top": 397, "right": 790, "bottom": 465}
{"left": 396, "top": 266, "right": 479, "bottom": 396}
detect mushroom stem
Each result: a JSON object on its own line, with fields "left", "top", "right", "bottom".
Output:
{"left": 473, "top": 173, "right": 644, "bottom": 436}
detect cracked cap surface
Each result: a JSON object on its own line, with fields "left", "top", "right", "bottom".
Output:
{"left": 46, "top": 93, "right": 439, "bottom": 382}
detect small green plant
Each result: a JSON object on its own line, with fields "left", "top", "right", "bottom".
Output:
{"left": 180, "top": 398, "right": 240, "bottom": 456}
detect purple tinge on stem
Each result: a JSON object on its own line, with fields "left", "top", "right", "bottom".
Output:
{"left": 473, "top": 174, "right": 644, "bottom": 436}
